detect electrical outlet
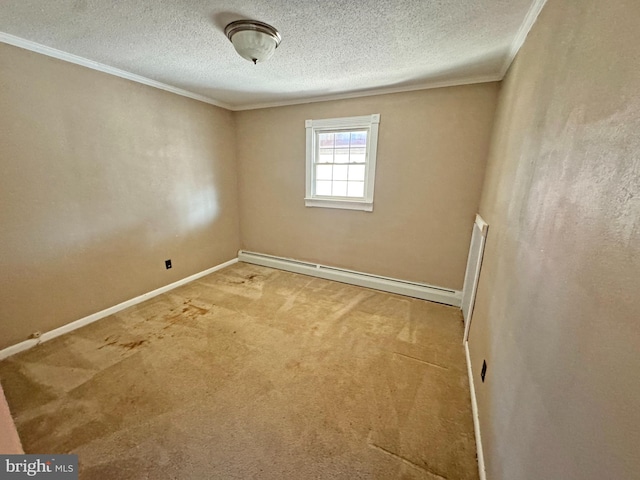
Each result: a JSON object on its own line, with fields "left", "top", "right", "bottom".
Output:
{"left": 481, "top": 360, "right": 487, "bottom": 383}
{"left": 165, "top": 259, "right": 172, "bottom": 269}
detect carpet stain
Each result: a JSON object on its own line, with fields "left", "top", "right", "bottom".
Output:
{"left": 0, "top": 263, "right": 478, "bottom": 480}
{"left": 285, "top": 360, "right": 301, "bottom": 370}
{"left": 119, "top": 340, "right": 146, "bottom": 350}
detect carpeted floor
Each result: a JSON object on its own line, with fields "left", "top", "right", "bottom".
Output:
{"left": 0, "top": 262, "right": 479, "bottom": 479}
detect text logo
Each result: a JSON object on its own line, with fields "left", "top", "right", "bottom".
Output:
{"left": 0, "top": 455, "right": 77, "bottom": 479}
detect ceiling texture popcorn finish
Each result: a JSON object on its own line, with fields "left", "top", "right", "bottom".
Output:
{"left": 0, "top": 0, "right": 546, "bottom": 110}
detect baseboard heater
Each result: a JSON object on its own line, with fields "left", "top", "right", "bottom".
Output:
{"left": 238, "top": 250, "right": 462, "bottom": 307}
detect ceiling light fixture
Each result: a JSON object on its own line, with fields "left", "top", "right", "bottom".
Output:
{"left": 225, "top": 20, "right": 282, "bottom": 64}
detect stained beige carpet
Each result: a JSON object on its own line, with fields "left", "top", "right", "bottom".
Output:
{"left": 0, "top": 263, "right": 478, "bottom": 479}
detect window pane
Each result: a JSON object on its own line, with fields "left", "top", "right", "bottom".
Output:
{"left": 347, "top": 181, "right": 364, "bottom": 197}
{"left": 333, "top": 181, "right": 348, "bottom": 196}
{"left": 306, "top": 116, "right": 378, "bottom": 208}
{"left": 348, "top": 164, "right": 365, "bottom": 181}
{"left": 333, "top": 165, "right": 348, "bottom": 181}
{"left": 350, "top": 147, "right": 366, "bottom": 163}
{"left": 335, "top": 132, "right": 350, "bottom": 147}
{"left": 350, "top": 131, "right": 367, "bottom": 146}
{"left": 318, "top": 133, "right": 334, "bottom": 148}
{"left": 316, "top": 180, "right": 332, "bottom": 196}
{"left": 318, "top": 148, "right": 334, "bottom": 163}
{"left": 335, "top": 148, "right": 349, "bottom": 163}
{"left": 316, "top": 164, "right": 333, "bottom": 180}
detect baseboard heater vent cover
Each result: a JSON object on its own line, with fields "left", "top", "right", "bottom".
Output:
{"left": 238, "top": 250, "right": 462, "bottom": 307}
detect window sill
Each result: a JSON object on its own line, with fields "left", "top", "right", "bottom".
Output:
{"left": 304, "top": 198, "right": 373, "bottom": 212}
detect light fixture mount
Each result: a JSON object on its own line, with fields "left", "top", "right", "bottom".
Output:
{"left": 224, "top": 20, "right": 282, "bottom": 64}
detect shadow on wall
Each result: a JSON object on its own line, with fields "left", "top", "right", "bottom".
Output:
{"left": 0, "top": 208, "right": 231, "bottom": 351}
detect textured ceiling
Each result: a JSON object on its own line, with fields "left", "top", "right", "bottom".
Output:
{"left": 0, "top": 0, "right": 543, "bottom": 110}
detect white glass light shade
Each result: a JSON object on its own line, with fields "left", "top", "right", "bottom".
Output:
{"left": 231, "top": 30, "right": 277, "bottom": 63}
{"left": 225, "top": 20, "right": 282, "bottom": 64}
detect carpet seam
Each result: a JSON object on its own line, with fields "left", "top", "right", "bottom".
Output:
{"left": 393, "top": 352, "right": 449, "bottom": 370}
{"left": 368, "top": 443, "right": 448, "bottom": 480}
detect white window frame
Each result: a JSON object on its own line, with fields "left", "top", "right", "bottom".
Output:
{"left": 305, "top": 114, "right": 380, "bottom": 212}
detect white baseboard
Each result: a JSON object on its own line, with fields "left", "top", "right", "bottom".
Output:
{"left": 0, "top": 258, "right": 238, "bottom": 361}
{"left": 238, "top": 250, "right": 462, "bottom": 307}
{"left": 465, "top": 341, "right": 487, "bottom": 480}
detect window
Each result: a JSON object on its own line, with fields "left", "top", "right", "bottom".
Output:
{"left": 305, "top": 114, "right": 380, "bottom": 211}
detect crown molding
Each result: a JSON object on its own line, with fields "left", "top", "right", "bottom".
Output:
{"left": 499, "top": 0, "right": 548, "bottom": 77}
{"left": 2, "top": 2, "right": 545, "bottom": 115}
{"left": 0, "top": 31, "right": 233, "bottom": 110}
{"left": 229, "top": 74, "right": 503, "bottom": 111}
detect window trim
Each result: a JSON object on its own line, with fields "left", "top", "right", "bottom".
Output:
{"left": 305, "top": 113, "right": 380, "bottom": 212}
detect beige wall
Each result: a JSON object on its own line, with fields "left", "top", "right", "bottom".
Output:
{"left": 469, "top": 0, "right": 640, "bottom": 478}
{"left": 2, "top": 3, "right": 638, "bottom": 475}
{"left": 0, "top": 43, "right": 240, "bottom": 350}
{"left": 236, "top": 85, "right": 499, "bottom": 290}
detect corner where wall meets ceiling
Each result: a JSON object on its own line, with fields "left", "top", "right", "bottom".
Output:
{"left": 0, "top": 0, "right": 547, "bottom": 110}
